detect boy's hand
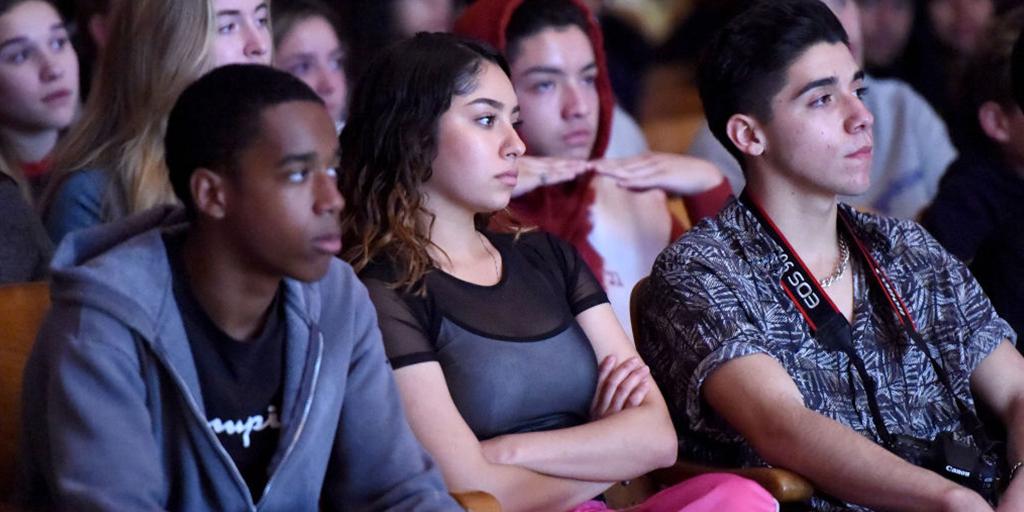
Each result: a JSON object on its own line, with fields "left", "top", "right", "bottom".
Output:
{"left": 592, "top": 153, "right": 723, "bottom": 196}
{"left": 589, "top": 356, "right": 651, "bottom": 420}
{"left": 513, "top": 156, "right": 590, "bottom": 197}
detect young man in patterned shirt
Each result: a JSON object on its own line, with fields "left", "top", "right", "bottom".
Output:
{"left": 637, "top": 1, "right": 1024, "bottom": 510}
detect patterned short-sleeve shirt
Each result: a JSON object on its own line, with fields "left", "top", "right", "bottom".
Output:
{"left": 637, "top": 199, "right": 1015, "bottom": 511}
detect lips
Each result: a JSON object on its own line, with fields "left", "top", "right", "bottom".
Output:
{"left": 562, "top": 129, "right": 593, "bottom": 147}
{"left": 496, "top": 170, "right": 518, "bottom": 187}
{"left": 42, "top": 89, "right": 71, "bottom": 104}
{"left": 846, "top": 145, "right": 873, "bottom": 159}
{"left": 312, "top": 233, "right": 342, "bottom": 255}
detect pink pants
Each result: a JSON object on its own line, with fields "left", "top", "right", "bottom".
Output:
{"left": 571, "top": 473, "right": 779, "bottom": 512}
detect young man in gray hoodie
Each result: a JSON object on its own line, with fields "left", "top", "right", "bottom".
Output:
{"left": 18, "top": 64, "right": 461, "bottom": 511}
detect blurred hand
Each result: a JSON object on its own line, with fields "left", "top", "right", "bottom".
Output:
{"left": 513, "top": 156, "right": 591, "bottom": 198}
{"left": 592, "top": 153, "right": 724, "bottom": 196}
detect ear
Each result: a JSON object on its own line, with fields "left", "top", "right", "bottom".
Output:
{"left": 978, "top": 101, "right": 1012, "bottom": 144}
{"left": 190, "top": 168, "right": 228, "bottom": 219}
{"left": 725, "top": 114, "right": 767, "bottom": 157}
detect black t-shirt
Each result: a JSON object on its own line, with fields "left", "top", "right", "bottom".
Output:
{"left": 361, "top": 231, "right": 608, "bottom": 440}
{"left": 165, "top": 234, "right": 285, "bottom": 501}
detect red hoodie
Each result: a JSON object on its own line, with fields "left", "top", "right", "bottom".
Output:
{"left": 455, "top": 0, "right": 729, "bottom": 285}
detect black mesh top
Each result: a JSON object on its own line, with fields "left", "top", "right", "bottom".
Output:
{"left": 361, "top": 231, "right": 608, "bottom": 440}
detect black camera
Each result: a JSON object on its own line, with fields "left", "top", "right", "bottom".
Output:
{"left": 892, "top": 432, "right": 1002, "bottom": 503}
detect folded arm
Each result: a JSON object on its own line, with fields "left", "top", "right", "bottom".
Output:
{"left": 476, "top": 303, "right": 677, "bottom": 482}
{"left": 704, "top": 353, "right": 993, "bottom": 512}
{"left": 393, "top": 362, "right": 611, "bottom": 512}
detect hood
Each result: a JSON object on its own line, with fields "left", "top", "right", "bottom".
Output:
{"left": 454, "top": 0, "right": 615, "bottom": 160}
{"left": 48, "top": 206, "right": 186, "bottom": 340}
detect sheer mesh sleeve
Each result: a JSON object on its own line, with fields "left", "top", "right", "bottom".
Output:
{"left": 361, "top": 277, "right": 437, "bottom": 369}
{"left": 541, "top": 232, "right": 608, "bottom": 315}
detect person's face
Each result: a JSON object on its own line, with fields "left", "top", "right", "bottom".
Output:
{"left": 822, "top": 0, "right": 864, "bottom": 65}
{"left": 857, "top": 0, "right": 913, "bottom": 68}
{"left": 0, "top": 0, "right": 78, "bottom": 134}
{"left": 423, "top": 61, "right": 526, "bottom": 216}
{"left": 394, "top": 0, "right": 453, "bottom": 37}
{"left": 212, "top": 0, "right": 272, "bottom": 66}
{"left": 274, "top": 16, "right": 347, "bottom": 124}
{"left": 221, "top": 101, "right": 343, "bottom": 282}
{"left": 927, "top": 0, "right": 993, "bottom": 55}
{"left": 755, "top": 42, "right": 874, "bottom": 197}
{"left": 509, "top": 25, "right": 599, "bottom": 160}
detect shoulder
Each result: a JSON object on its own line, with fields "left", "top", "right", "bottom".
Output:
{"left": 54, "top": 168, "right": 108, "bottom": 199}
{"left": 843, "top": 205, "right": 950, "bottom": 266}
{"left": 655, "top": 200, "right": 749, "bottom": 276}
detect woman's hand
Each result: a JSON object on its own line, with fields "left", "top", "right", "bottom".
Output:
{"left": 592, "top": 153, "right": 723, "bottom": 196}
{"left": 513, "top": 156, "right": 590, "bottom": 198}
{"left": 589, "top": 356, "right": 652, "bottom": 420}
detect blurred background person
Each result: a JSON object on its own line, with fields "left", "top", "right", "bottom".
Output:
{"left": 273, "top": 0, "right": 348, "bottom": 130}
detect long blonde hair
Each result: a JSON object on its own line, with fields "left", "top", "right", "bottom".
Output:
{"left": 42, "top": 0, "right": 214, "bottom": 218}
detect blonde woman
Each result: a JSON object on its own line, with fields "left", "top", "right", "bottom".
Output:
{"left": 41, "top": 0, "right": 271, "bottom": 244}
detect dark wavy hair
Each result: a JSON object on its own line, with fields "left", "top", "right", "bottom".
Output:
{"left": 339, "top": 32, "right": 511, "bottom": 291}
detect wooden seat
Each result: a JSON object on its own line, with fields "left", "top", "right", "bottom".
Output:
{"left": 624, "top": 276, "right": 814, "bottom": 504}
{"left": 0, "top": 281, "right": 51, "bottom": 502}
{"left": 451, "top": 490, "right": 501, "bottom": 511}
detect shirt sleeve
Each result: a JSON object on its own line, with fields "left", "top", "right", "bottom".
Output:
{"left": 541, "top": 232, "right": 609, "bottom": 315}
{"left": 322, "top": 274, "right": 461, "bottom": 511}
{"left": 44, "top": 169, "right": 106, "bottom": 245}
{"left": 638, "top": 247, "right": 778, "bottom": 437}
{"left": 362, "top": 277, "right": 437, "bottom": 369}
{"left": 911, "top": 223, "right": 1015, "bottom": 382}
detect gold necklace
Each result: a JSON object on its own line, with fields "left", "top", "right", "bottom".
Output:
{"left": 819, "top": 236, "right": 849, "bottom": 289}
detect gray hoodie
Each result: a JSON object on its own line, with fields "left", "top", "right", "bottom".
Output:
{"left": 18, "top": 206, "right": 461, "bottom": 511}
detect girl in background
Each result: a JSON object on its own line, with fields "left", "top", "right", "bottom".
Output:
{"left": 272, "top": 0, "right": 347, "bottom": 130}
{"left": 41, "top": 0, "right": 271, "bottom": 244}
{"left": 0, "top": 0, "right": 78, "bottom": 281}
{"left": 0, "top": 0, "right": 78, "bottom": 197}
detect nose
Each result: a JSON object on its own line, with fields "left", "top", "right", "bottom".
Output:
{"left": 503, "top": 123, "right": 526, "bottom": 159}
{"left": 561, "top": 81, "right": 592, "bottom": 120}
{"left": 844, "top": 93, "right": 874, "bottom": 134}
{"left": 314, "top": 65, "right": 338, "bottom": 97}
{"left": 242, "top": 23, "right": 270, "bottom": 63}
{"left": 39, "top": 53, "right": 64, "bottom": 82}
{"left": 314, "top": 170, "right": 345, "bottom": 215}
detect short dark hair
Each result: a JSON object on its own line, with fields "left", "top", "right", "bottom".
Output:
{"left": 271, "top": 0, "right": 346, "bottom": 53}
{"left": 1012, "top": 14, "right": 1024, "bottom": 108}
{"left": 165, "top": 64, "right": 324, "bottom": 217}
{"left": 339, "top": 32, "right": 509, "bottom": 290}
{"left": 697, "top": 0, "right": 848, "bottom": 165}
{"left": 965, "top": 8, "right": 1024, "bottom": 120}
{"left": 505, "top": 0, "right": 590, "bottom": 62}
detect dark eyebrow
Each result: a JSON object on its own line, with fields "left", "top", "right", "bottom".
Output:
{"left": 852, "top": 70, "right": 865, "bottom": 83}
{"left": 579, "top": 62, "right": 597, "bottom": 74}
{"left": 521, "top": 65, "right": 564, "bottom": 77}
{"left": 793, "top": 76, "right": 836, "bottom": 99}
{"left": 276, "top": 152, "right": 317, "bottom": 167}
{"left": 465, "top": 98, "right": 521, "bottom": 115}
{"left": 0, "top": 37, "right": 27, "bottom": 53}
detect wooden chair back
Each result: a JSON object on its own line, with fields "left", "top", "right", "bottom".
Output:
{"left": 0, "top": 282, "right": 50, "bottom": 501}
